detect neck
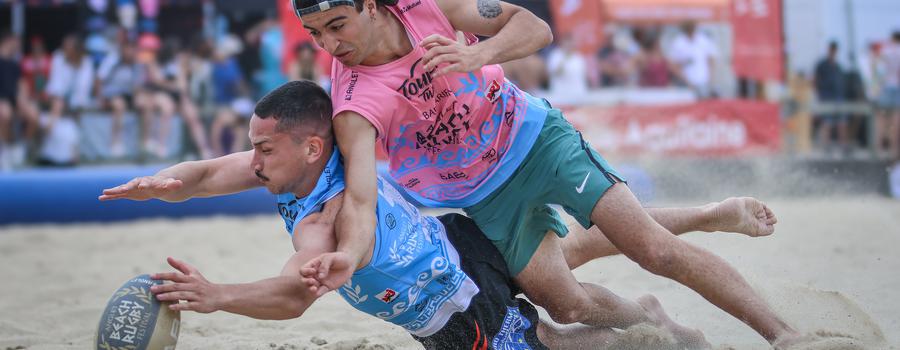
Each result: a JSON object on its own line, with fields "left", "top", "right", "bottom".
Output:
{"left": 360, "top": 6, "right": 413, "bottom": 66}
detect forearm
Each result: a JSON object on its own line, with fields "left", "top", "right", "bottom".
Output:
{"left": 153, "top": 161, "right": 210, "bottom": 202}
{"left": 217, "top": 276, "right": 314, "bottom": 320}
{"left": 335, "top": 198, "right": 375, "bottom": 268}
{"left": 476, "top": 10, "right": 552, "bottom": 66}
{"left": 156, "top": 151, "right": 257, "bottom": 202}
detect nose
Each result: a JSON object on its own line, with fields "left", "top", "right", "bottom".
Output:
{"left": 251, "top": 152, "right": 262, "bottom": 172}
{"left": 319, "top": 34, "right": 339, "bottom": 55}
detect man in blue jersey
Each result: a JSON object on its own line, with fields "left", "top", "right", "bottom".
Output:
{"left": 101, "top": 81, "right": 772, "bottom": 348}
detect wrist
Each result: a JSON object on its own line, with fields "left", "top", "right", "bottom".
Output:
{"left": 211, "top": 284, "right": 232, "bottom": 312}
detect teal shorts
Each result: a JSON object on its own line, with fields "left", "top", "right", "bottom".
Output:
{"left": 464, "top": 106, "right": 625, "bottom": 276}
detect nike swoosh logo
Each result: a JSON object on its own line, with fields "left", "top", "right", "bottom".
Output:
{"left": 575, "top": 172, "right": 590, "bottom": 194}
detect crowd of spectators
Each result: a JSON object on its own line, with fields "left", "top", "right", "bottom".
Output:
{"left": 503, "top": 21, "right": 720, "bottom": 100}
{"left": 0, "top": 17, "right": 327, "bottom": 171}
{"left": 804, "top": 31, "right": 900, "bottom": 159}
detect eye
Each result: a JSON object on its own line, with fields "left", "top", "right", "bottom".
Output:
{"left": 330, "top": 24, "right": 344, "bottom": 32}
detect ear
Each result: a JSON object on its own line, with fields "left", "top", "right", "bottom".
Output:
{"left": 306, "top": 135, "right": 325, "bottom": 163}
{"left": 366, "top": 0, "right": 377, "bottom": 18}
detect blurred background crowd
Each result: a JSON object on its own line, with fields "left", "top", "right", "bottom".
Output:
{"left": 0, "top": 0, "right": 899, "bottom": 177}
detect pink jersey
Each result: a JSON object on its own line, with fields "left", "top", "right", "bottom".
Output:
{"left": 330, "top": 0, "right": 547, "bottom": 208}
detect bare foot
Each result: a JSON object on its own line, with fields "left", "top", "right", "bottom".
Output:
{"left": 707, "top": 197, "right": 777, "bottom": 237}
{"left": 637, "top": 295, "right": 711, "bottom": 350}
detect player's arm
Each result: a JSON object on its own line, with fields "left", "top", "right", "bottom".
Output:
{"left": 99, "top": 151, "right": 261, "bottom": 202}
{"left": 151, "top": 202, "right": 339, "bottom": 320}
{"left": 303, "top": 112, "right": 377, "bottom": 290}
{"left": 421, "top": 0, "right": 552, "bottom": 75}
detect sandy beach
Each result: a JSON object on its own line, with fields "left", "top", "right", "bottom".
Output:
{"left": 1, "top": 196, "right": 898, "bottom": 349}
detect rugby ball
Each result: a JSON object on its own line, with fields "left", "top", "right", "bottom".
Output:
{"left": 95, "top": 274, "right": 180, "bottom": 350}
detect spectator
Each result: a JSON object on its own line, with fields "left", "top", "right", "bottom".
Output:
{"left": 288, "top": 42, "right": 329, "bottom": 90}
{"left": 20, "top": 37, "right": 51, "bottom": 105}
{"left": 634, "top": 29, "right": 672, "bottom": 88}
{"left": 134, "top": 33, "right": 175, "bottom": 159}
{"left": 19, "top": 36, "right": 51, "bottom": 145}
{"left": 96, "top": 40, "right": 141, "bottom": 157}
{"left": 878, "top": 32, "right": 900, "bottom": 160}
{"left": 668, "top": 21, "right": 719, "bottom": 98}
{"left": 0, "top": 32, "right": 28, "bottom": 170}
{"left": 41, "top": 34, "right": 94, "bottom": 167}
{"left": 246, "top": 17, "right": 288, "bottom": 97}
{"left": 146, "top": 38, "right": 212, "bottom": 160}
{"left": 597, "top": 30, "right": 637, "bottom": 87}
{"left": 209, "top": 34, "right": 252, "bottom": 157}
{"left": 546, "top": 34, "right": 589, "bottom": 103}
{"left": 813, "top": 41, "right": 850, "bottom": 155}
{"left": 137, "top": 34, "right": 211, "bottom": 160}
{"left": 170, "top": 47, "right": 213, "bottom": 160}
{"left": 500, "top": 54, "right": 546, "bottom": 95}
{"left": 46, "top": 34, "right": 95, "bottom": 121}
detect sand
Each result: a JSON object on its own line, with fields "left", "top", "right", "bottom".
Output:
{"left": 0, "top": 197, "right": 898, "bottom": 350}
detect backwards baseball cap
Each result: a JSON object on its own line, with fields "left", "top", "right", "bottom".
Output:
{"left": 291, "top": 0, "right": 398, "bottom": 17}
{"left": 292, "top": 0, "right": 355, "bottom": 17}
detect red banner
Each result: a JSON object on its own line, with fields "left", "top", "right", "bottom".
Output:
{"left": 731, "top": 0, "right": 784, "bottom": 81}
{"left": 278, "top": 1, "right": 333, "bottom": 76}
{"left": 563, "top": 100, "right": 781, "bottom": 156}
{"left": 549, "top": 0, "right": 605, "bottom": 54}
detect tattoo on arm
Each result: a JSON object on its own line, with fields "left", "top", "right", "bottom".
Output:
{"left": 477, "top": 0, "right": 502, "bottom": 18}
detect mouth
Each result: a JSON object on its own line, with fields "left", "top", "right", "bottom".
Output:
{"left": 255, "top": 170, "right": 270, "bottom": 182}
{"left": 334, "top": 51, "right": 351, "bottom": 59}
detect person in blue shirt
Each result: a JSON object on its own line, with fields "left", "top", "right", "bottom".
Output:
{"left": 100, "top": 81, "right": 777, "bottom": 349}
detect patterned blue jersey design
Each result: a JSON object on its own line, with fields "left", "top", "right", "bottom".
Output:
{"left": 275, "top": 149, "right": 478, "bottom": 336}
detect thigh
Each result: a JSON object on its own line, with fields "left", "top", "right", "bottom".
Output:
{"left": 513, "top": 230, "right": 591, "bottom": 315}
{"left": 588, "top": 182, "right": 674, "bottom": 260}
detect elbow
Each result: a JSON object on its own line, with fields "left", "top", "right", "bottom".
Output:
{"left": 282, "top": 299, "right": 309, "bottom": 320}
{"left": 541, "top": 22, "right": 553, "bottom": 49}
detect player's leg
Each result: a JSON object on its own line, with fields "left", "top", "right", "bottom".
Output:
{"left": 561, "top": 197, "right": 777, "bottom": 269}
{"left": 514, "top": 230, "right": 648, "bottom": 328}
{"left": 537, "top": 295, "right": 711, "bottom": 350}
{"left": 586, "top": 182, "right": 797, "bottom": 344}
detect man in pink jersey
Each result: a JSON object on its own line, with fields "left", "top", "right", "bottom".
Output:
{"left": 292, "top": 0, "right": 805, "bottom": 347}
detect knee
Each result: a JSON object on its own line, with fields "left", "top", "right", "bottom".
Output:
{"left": 544, "top": 297, "right": 591, "bottom": 325}
{"left": 632, "top": 244, "right": 678, "bottom": 276}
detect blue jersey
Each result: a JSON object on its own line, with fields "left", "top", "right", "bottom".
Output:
{"left": 276, "top": 150, "right": 479, "bottom": 336}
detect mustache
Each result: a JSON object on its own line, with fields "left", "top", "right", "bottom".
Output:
{"left": 255, "top": 170, "right": 270, "bottom": 182}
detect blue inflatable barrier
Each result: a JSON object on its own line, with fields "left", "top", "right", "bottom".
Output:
{"left": 0, "top": 166, "right": 274, "bottom": 225}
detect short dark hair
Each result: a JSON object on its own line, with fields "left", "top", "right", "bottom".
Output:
{"left": 254, "top": 80, "right": 333, "bottom": 144}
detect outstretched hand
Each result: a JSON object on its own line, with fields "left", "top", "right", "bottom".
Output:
{"left": 150, "top": 257, "right": 222, "bottom": 313}
{"left": 299, "top": 252, "right": 354, "bottom": 297}
{"left": 98, "top": 176, "right": 183, "bottom": 201}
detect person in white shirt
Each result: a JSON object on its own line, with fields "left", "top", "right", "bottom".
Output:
{"left": 668, "top": 21, "right": 718, "bottom": 99}
{"left": 546, "top": 34, "right": 589, "bottom": 104}
{"left": 45, "top": 34, "right": 95, "bottom": 122}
